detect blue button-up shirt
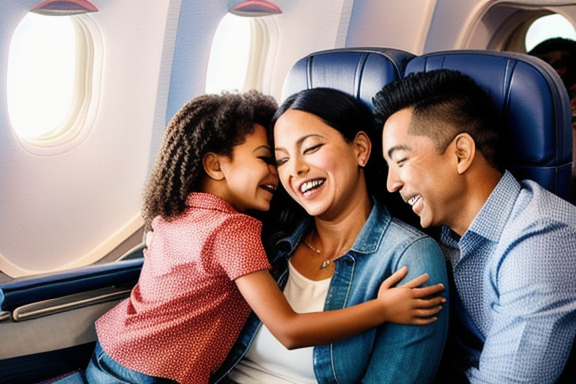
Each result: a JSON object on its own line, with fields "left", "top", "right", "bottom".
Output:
{"left": 441, "top": 171, "right": 576, "bottom": 384}
{"left": 213, "top": 199, "right": 449, "bottom": 384}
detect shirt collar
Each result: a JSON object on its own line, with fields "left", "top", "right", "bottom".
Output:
{"left": 274, "top": 198, "right": 391, "bottom": 258}
{"left": 458, "top": 170, "right": 520, "bottom": 243}
{"left": 186, "top": 192, "right": 238, "bottom": 214}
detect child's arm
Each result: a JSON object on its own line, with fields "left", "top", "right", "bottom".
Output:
{"left": 235, "top": 266, "right": 444, "bottom": 350}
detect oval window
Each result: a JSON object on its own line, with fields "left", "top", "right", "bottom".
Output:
{"left": 7, "top": 12, "right": 96, "bottom": 149}
{"left": 206, "top": 13, "right": 270, "bottom": 94}
{"left": 206, "top": 13, "right": 252, "bottom": 94}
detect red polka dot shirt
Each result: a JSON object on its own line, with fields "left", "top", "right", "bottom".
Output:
{"left": 95, "top": 193, "right": 271, "bottom": 383}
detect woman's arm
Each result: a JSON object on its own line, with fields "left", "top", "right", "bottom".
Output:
{"left": 235, "top": 266, "right": 444, "bottom": 350}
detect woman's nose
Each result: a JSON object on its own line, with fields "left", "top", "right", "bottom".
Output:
{"left": 292, "top": 155, "right": 309, "bottom": 176}
{"left": 296, "top": 162, "right": 309, "bottom": 176}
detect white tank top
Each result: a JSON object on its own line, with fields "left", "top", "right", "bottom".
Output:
{"left": 228, "top": 260, "right": 331, "bottom": 384}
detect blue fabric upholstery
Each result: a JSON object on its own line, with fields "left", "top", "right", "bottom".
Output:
{"left": 281, "top": 47, "right": 415, "bottom": 110}
{"left": 405, "top": 50, "right": 573, "bottom": 201}
{"left": 0, "top": 257, "right": 143, "bottom": 312}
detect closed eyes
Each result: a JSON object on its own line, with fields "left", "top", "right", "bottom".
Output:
{"left": 258, "top": 156, "right": 275, "bottom": 165}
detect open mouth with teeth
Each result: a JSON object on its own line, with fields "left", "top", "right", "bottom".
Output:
{"left": 407, "top": 195, "right": 422, "bottom": 206}
{"left": 300, "top": 179, "right": 325, "bottom": 194}
{"left": 261, "top": 184, "right": 277, "bottom": 194}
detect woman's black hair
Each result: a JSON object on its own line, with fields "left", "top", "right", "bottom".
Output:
{"left": 271, "top": 87, "right": 376, "bottom": 143}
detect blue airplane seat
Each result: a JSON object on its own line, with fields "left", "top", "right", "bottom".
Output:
{"left": 406, "top": 50, "right": 576, "bottom": 384}
{"left": 281, "top": 47, "right": 415, "bottom": 110}
{"left": 405, "top": 50, "right": 573, "bottom": 201}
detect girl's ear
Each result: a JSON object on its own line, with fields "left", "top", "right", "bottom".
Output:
{"left": 354, "top": 131, "right": 372, "bottom": 167}
{"left": 454, "top": 133, "right": 475, "bottom": 175}
{"left": 203, "top": 153, "right": 225, "bottom": 181}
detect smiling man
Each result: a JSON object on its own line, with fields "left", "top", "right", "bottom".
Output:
{"left": 373, "top": 69, "right": 576, "bottom": 384}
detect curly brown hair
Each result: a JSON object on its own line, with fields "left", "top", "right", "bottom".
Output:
{"left": 142, "top": 90, "right": 277, "bottom": 230}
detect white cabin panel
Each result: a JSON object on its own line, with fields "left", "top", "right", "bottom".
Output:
{"left": 347, "top": 0, "right": 436, "bottom": 55}
{"left": 0, "top": 1, "right": 180, "bottom": 277}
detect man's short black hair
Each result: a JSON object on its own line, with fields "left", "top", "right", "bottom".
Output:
{"left": 373, "top": 69, "right": 505, "bottom": 171}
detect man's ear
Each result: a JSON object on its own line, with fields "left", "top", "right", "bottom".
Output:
{"left": 354, "top": 131, "right": 372, "bottom": 167}
{"left": 454, "top": 133, "right": 475, "bottom": 175}
{"left": 203, "top": 153, "right": 225, "bottom": 181}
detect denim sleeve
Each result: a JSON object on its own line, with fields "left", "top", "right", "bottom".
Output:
{"left": 362, "top": 237, "right": 449, "bottom": 384}
{"left": 467, "top": 225, "right": 576, "bottom": 384}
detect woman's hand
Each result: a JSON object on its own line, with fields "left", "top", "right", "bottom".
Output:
{"left": 377, "top": 266, "right": 446, "bottom": 325}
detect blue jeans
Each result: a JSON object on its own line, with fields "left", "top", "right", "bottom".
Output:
{"left": 85, "top": 341, "right": 176, "bottom": 384}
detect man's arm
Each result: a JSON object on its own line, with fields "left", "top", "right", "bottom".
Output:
{"left": 468, "top": 226, "right": 576, "bottom": 384}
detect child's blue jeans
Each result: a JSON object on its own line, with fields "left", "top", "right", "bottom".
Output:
{"left": 85, "top": 341, "right": 176, "bottom": 383}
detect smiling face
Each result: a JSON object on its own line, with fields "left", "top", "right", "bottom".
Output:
{"left": 218, "top": 124, "right": 278, "bottom": 212}
{"left": 273, "top": 109, "right": 370, "bottom": 220}
{"left": 382, "top": 108, "right": 464, "bottom": 229}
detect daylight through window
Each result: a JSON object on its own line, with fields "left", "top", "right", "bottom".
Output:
{"left": 526, "top": 14, "right": 576, "bottom": 52}
{"left": 7, "top": 13, "right": 93, "bottom": 145}
{"left": 206, "top": 14, "right": 254, "bottom": 94}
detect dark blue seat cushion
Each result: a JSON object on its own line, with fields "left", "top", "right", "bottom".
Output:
{"left": 0, "top": 257, "right": 143, "bottom": 311}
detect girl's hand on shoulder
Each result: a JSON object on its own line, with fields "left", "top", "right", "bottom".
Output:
{"left": 377, "top": 266, "right": 446, "bottom": 325}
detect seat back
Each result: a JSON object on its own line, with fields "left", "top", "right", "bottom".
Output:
{"left": 405, "top": 50, "right": 573, "bottom": 201}
{"left": 281, "top": 47, "right": 415, "bottom": 110}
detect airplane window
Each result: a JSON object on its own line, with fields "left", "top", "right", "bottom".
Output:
{"left": 7, "top": 13, "right": 93, "bottom": 147}
{"left": 206, "top": 13, "right": 259, "bottom": 94}
{"left": 525, "top": 14, "right": 576, "bottom": 51}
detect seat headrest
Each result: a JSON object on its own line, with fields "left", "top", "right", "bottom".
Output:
{"left": 281, "top": 47, "right": 415, "bottom": 111}
{"left": 406, "top": 50, "right": 573, "bottom": 200}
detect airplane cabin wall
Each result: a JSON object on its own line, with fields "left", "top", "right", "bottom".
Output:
{"left": 0, "top": 1, "right": 180, "bottom": 278}
{"left": 424, "top": 0, "right": 576, "bottom": 52}
{"left": 267, "top": 0, "right": 352, "bottom": 100}
{"left": 346, "top": 0, "right": 436, "bottom": 55}
{"left": 165, "top": 1, "right": 228, "bottom": 124}
{"left": 167, "top": 0, "right": 357, "bottom": 115}
{"left": 423, "top": 0, "right": 486, "bottom": 52}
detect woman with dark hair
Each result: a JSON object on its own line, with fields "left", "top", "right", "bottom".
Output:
{"left": 214, "top": 88, "right": 449, "bottom": 384}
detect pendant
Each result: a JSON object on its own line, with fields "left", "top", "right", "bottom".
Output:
{"left": 320, "top": 260, "right": 331, "bottom": 269}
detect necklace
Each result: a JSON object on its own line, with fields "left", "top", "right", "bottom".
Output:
{"left": 303, "top": 239, "right": 321, "bottom": 254}
{"left": 303, "top": 238, "right": 332, "bottom": 269}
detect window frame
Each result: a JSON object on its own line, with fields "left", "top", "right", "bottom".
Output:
{"left": 7, "top": 13, "right": 102, "bottom": 155}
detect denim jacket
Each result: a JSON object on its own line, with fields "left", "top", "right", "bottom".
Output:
{"left": 212, "top": 199, "right": 449, "bottom": 384}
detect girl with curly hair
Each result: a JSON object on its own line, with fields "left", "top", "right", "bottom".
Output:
{"left": 85, "top": 91, "right": 445, "bottom": 384}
